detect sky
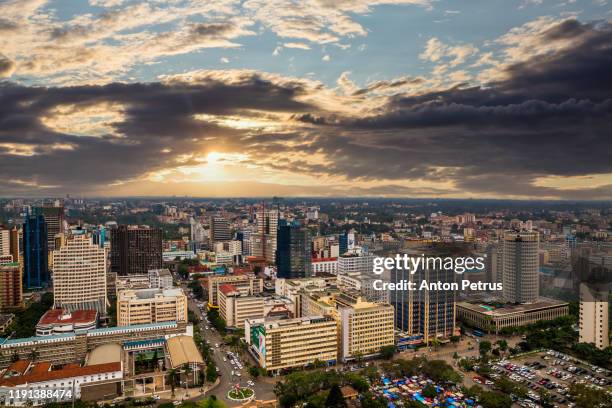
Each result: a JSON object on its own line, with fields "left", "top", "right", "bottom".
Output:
{"left": 0, "top": 0, "right": 611, "bottom": 199}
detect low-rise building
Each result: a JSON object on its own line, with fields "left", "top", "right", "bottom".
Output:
{"left": 245, "top": 316, "right": 337, "bottom": 373}
{"left": 148, "top": 268, "right": 173, "bottom": 289}
{"left": 207, "top": 274, "right": 263, "bottom": 306}
{"left": 117, "top": 288, "right": 188, "bottom": 326}
{"left": 36, "top": 309, "right": 98, "bottom": 336}
{"left": 311, "top": 257, "right": 338, "bottom": 275}
{"left": 457, "top": 298, "right": 569, "bottom": 333}
{"left": 218, "top": 284, "right": 265, "bottom": 329}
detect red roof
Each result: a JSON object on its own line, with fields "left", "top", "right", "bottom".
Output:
{"left": 5, "top": 360, "right": 30, "bottom": 376}
{"left": 219, "top": 284, "right": 238, "bottom": 295}
{"left": 312, "top": 257, "right": 337, "bottom": 262}
{"left": 38, "top": 309, "right": 97, "bottom": 326}
{"left": 0, "top": 362, "right": 121, "bottom": 386}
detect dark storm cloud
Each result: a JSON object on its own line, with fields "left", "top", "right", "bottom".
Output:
{"left": 0, "top": 19, "right": 611, "bottom": 198}
{"left": 0, "top": 54, "right": 15, "bottom": 77}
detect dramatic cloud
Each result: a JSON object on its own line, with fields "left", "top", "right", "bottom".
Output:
{"left": 0, "top": 16, "right": 611, "bottom": 199}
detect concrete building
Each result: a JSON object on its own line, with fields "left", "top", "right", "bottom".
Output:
{"left": 274, "top": 276, "right": 338, "bottom": 317}
{"left": 207, "top": 274, "right": 263, "bottom": 306}
{"left": 252, "top": 207, "right": 279, "bottom": 264}
{"left": 502, "top": 231, "right": 540, "bottom": 303}
{"left": 0, "top": 360, "right": 122, "bottom": 406}
{"left": 117, "top": 288, "right": 188, "bottom": 326}
{"left": 33, "top": 206, "right": 65, "bottom": 251}
{"left": 338, "top": 254, "right": 375, "bottom": 277}
{"left": 35, "top": 309, "right": 98, "bottom": 336}
{"left": 0, "top": 263, "right": 23, "bottom": 312}
{"left": 110, "top": 225, "right": 162, "bottom": 276}
{"left": 218, "top": 284, "right": 265, "bottom": 329}
{"left": 245, "top": 315, "right": 338, "bottom": 373}
{"left": 52, "top": 232, "right": 107, "bottom": 314}
{"left": 311, "top": 257, "right": 338, "bottom": 275}
{"left": 579, "top": 283, "right": 609, "bottom": 350}
{"left": 148, "top": 268, "right": 173, "bottom": 289}
{"left": 210, "top": 216, "right": 231, "bottom": 242}
{"left": 0, "top": 321, "right": 188, "bottom": 369}
{"left": 457, "top": 298, "right": 569, "bottom": 334}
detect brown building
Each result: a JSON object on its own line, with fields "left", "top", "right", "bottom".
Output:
{"left": 110, "top": 225, "right": 162, "bottom": 275}
{"left": 0, "top": 263, "right": 23, "bottom": 312}
{"left": 33, "top": 206, "right": 65, "bottom": 251}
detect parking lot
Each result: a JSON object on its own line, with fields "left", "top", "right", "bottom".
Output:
{"left": 491, "top": 350, "right": 612, "bottom": 407}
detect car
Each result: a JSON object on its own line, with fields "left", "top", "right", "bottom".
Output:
{"left": 215, "top": 366, "right": 220, "bottom": 372}
{"left": 152, "top": 395, "right": 160, "bottom": 400}
{"left": 223, "top": 358, "right": 226, "bottom": 362}
{"left": 173, "top": 402, "right": 181, "bottom": 406}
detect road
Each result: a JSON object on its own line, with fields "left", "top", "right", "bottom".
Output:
{"left": 181, "top": 284, "right": 276, "bottom": 406}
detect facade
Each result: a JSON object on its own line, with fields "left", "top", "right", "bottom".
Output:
{"left": 218, "top": 284, "right": 265, "bottom": 329}
{"left": 252, "top": 207, "right": 279, "bottom": 263}
{"left": 117, "top": 288, "right": 188, "bottom": 326}
{"left": 0, "top": 360, "right": 122, "bottom": 407}
{"left": 245, "top": 315, "right": 338, "bottom": 373}
{"left": 148, "top": 268, "right": 173, "bottom": 289}
{"left": 338, "top": 254, "right": 375, "bottom": 277}
{"left": 207, "top": 274, "right": 263, "bottom": 306}
{"left": 0, "top": 228, "right": 10, "bottom": 259}
{"left": 0, "top": 321, "right": 188, "bottom": 369}
{"left": 457, "top": 298, "right": 569, "bottom": 333}
{"left": 52, "top": 233, "right": 108, "bottom": 314}
{"left": 311, "top": 257, "right": 338, "bottom": 275}
{"left": 391, "top": 266, "right": 457, "bottom": 342}
{"left": 33, "top": 206, "right": 65, "bottom": 251}
{"left": 23, "top": 214, "right": 49, "bottom": 289}
{"left": 502, "top": 230, "right": 539, "bottom": 303}
{"left": 110, "top": 225, "right": 162, "bottom": 275}
{"left": 276, "top": 220, "right": 312, "bottom": 279}
{"left": 338, "top": 297, "right": 395, "bottom": 361}
{"left": 35, "top": 309, "right": 98, "bottom": 336}
{"left": 0, "top": 263, "right": 23, "bottom": 312}
{"left": 210, "top": 216, "right": 231, "bottom": 242}
{"left": 579, "top": 283, "right": 609, "bottom": 350}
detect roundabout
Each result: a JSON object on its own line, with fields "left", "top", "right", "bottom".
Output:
{"left": 227, "top": 387, "right": 254, "bottom": 403}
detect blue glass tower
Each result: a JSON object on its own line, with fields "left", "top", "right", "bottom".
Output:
{"left": 23, "top": 214, "right": 49, "bottom": 288}
{"left": 276, "top": 219, "right": 312, "bottom": 279}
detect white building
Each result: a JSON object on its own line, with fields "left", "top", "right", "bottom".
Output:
{"left": 148, "top": 268, "right": 173, "bottom": 289}
{"left": 579, "top": 283, "right": 610, "bottom": 350}
{"left": 311, "top": 257, "right": 338, "bottom": 275}
{"left": 52, "top": 232, "right": 108, "bottom": 314}
{"left": 338, "top": 254, "right": 375, "bottom": 277}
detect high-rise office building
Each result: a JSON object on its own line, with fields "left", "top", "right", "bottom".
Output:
{"left": 23, "top": 214, "right": 49, "bottom": 288}
{"left": 276, "top": 220, "right": 312, "bottom": 279}
{"left": 110, "top": 225, "right": 162, "bottom": 275}
{"left": 210, "top": 216, "right": 231, "bottom": 242}
{"left": 391, "top": 267, "right": 456, "bottom": 342}
{"left": 33, "top": 206, "right": 65, "bottom": 251}
{"left": 253, "top": 207, "right": 279, "bottom": 263}
{"left": 0, "top": 263, "right": 23, "bottom": 312}
{"left": 0, "top": 228, "right": 10, "bottom": 259}
{"left": 579, "top": 283, "right": 609, "bottom": 350}
{"left": 52, "top": 232, "right": 108, "bottom": 314}
{"left": 502, "top": 231, "right": 539, "bottom": 303}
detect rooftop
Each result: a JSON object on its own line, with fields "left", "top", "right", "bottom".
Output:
{"left": 37, "top": 309, "right": 98, "bottom": 326}
{"left": 0, "top": 361, "right": 121, "bottom": 386}
{"left": 457, "top": 297, "right": 569, "bottom": 316}
{"left": 166, "top": 335, "right": 204, "bottom": 368}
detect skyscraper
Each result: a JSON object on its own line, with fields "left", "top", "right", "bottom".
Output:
{"left": 53, "top": 232, "right": 108, "bottom": 314}
{"left": 253, "top": 206, "right": 279, "bottom": 263}
{"left": 276, "top": 220, "right": 312, "bottom": 279}
{"left": 33, "top": 206, "right": 65, "bottom": 251}
{"left": 579, "top": 282, "right": 609, "bottom": 350}
{"left": 210, "top": 216, "right": 231, "bottom": 242}
{"left": 0, "top": 227, "right": 10, "bottom": 259}
{"left": 502, "top": 231, "right": 539, "bottom": 304}
{"left": 23, "top": 214, "right": 49, "bottom": 288}
{"left": 110, "top": 225, "right": 162, "bottom": 275}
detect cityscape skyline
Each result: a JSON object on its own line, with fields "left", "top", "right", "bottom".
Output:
{"left": 0, "top": 0, "right": 611, "bottom": 200}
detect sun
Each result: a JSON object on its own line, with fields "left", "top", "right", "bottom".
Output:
{"left": 207, "top": 151, "right": 222, "bottom": 164}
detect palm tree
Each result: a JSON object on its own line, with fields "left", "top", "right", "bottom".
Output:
{"left": 29, "top": 348, "right": 38, "bottom": 362}
{"left": 430, "top": 338, "right": 441, "bottom": 352}
{"left": 167, "top": 368, "right": 178, "bottom": 397}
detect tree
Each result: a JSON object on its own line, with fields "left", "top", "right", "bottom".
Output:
{"left": 478, "top": 391, "right": 512, "bottom": 408}
{"left": 450, "top": 335, "right": 461, "bottom": 346}
{"left": 206, "top": 362, "right": 218, "bottom": 382}
{"left": 421, "top": 384, "right": 437, "bottom": 399}
{"left": 379, "top": 345, "right": 396, "bottom": 360}
{"left": 496, "top": 339, "right": 508, "bottom": 352}
{"left": 167, "top": 368, "right": 178, "bottom": 397}
{"left": 452, "top": 352, "right": 459, "bottom": 361}
{"left": 11, "top": 352, "right": 19, "bottom": 362}
{"left": 29, "top": 348, "right": 39, "bottom": 362}
{"left": 360, "top": 392, "right": 387, "bottom": 408}
{"left": 479, "top": 340, "right": 492, "bottom": 356}
{"left": 324, "top": 384, "right": 347, "bottom": 408}
{"left": 569, "top": 383, "right": 608, "bottom": 408}
{"left": 430, "top": 338, "right": 441, "bottom": 351}
{"left": 248, "top": 365, "right": 260, "bottom": 379}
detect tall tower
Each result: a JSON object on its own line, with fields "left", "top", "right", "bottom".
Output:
{"left": 23, "top": 214, "right": 49, "bottom": 288}
{"left": 53, "top": 232, "right": 108, "bottom": 314}
{"left": 254, "top": 205, "right": 279, "bottom": 264}
{"left": 33, "top": 206, "right": 65, "bottom": 251}
{"left": 110, "top": 225, "right": 162, "bottom": 275}
{"left": 579, "top": 283, "right": 609, "bottom": 350}
{"left": 276, "top": 220, "right": 311, "bottom": 279}
{"left": 502, "top": 231, "right": 539, "bottom": 303}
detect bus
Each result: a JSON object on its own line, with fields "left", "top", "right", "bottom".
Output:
{"left": 473, "top": 330, "right": 485, "bottom": 337}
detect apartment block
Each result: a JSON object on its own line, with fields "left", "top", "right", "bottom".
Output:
{"left": 117, "top": 287, "right": 187, "bottom": 326}
{"left": 218, "top": 284, "right": 265, "bottom": 329}
{"left": 245, "top": 315, "right": 338, "bottom": 373}
{"left": 0, "top": 263, "right": 23, "bottom": 312}
{"left": 207, "top": 274, "right": 263, "bottom": 306}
